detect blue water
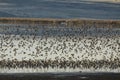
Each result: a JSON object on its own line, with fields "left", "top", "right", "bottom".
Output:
{"left": 0, "top": 0, "right": 120, "bottom": 19}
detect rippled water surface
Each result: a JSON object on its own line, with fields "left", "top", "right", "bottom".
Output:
{"left": 0, "top": 0, "right": 120, "bottom": 19}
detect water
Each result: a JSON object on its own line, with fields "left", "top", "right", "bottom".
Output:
{"left": 0, "top": 0, "right": 120, "bottom": 19}
{"left": 0, "top": 72, "right": 120, "bottom": 80}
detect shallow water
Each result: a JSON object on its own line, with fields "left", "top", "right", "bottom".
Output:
{"left": 0, "top": 72, "right": 120, "bottom": 80}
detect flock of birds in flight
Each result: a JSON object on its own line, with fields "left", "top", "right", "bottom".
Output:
{"left": 0, "top": 24, "right": 120, "bottom": 72}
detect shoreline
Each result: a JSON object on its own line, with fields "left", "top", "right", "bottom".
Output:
{"left": 0, "top": 17, "right": 120, "bottom": 27}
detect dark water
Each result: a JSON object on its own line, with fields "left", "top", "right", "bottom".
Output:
{"left": 0, "top": 0, "right": 120, "bottom": 19}
{"left": 0, "top": 72, "right": 120, "bottom": 80}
